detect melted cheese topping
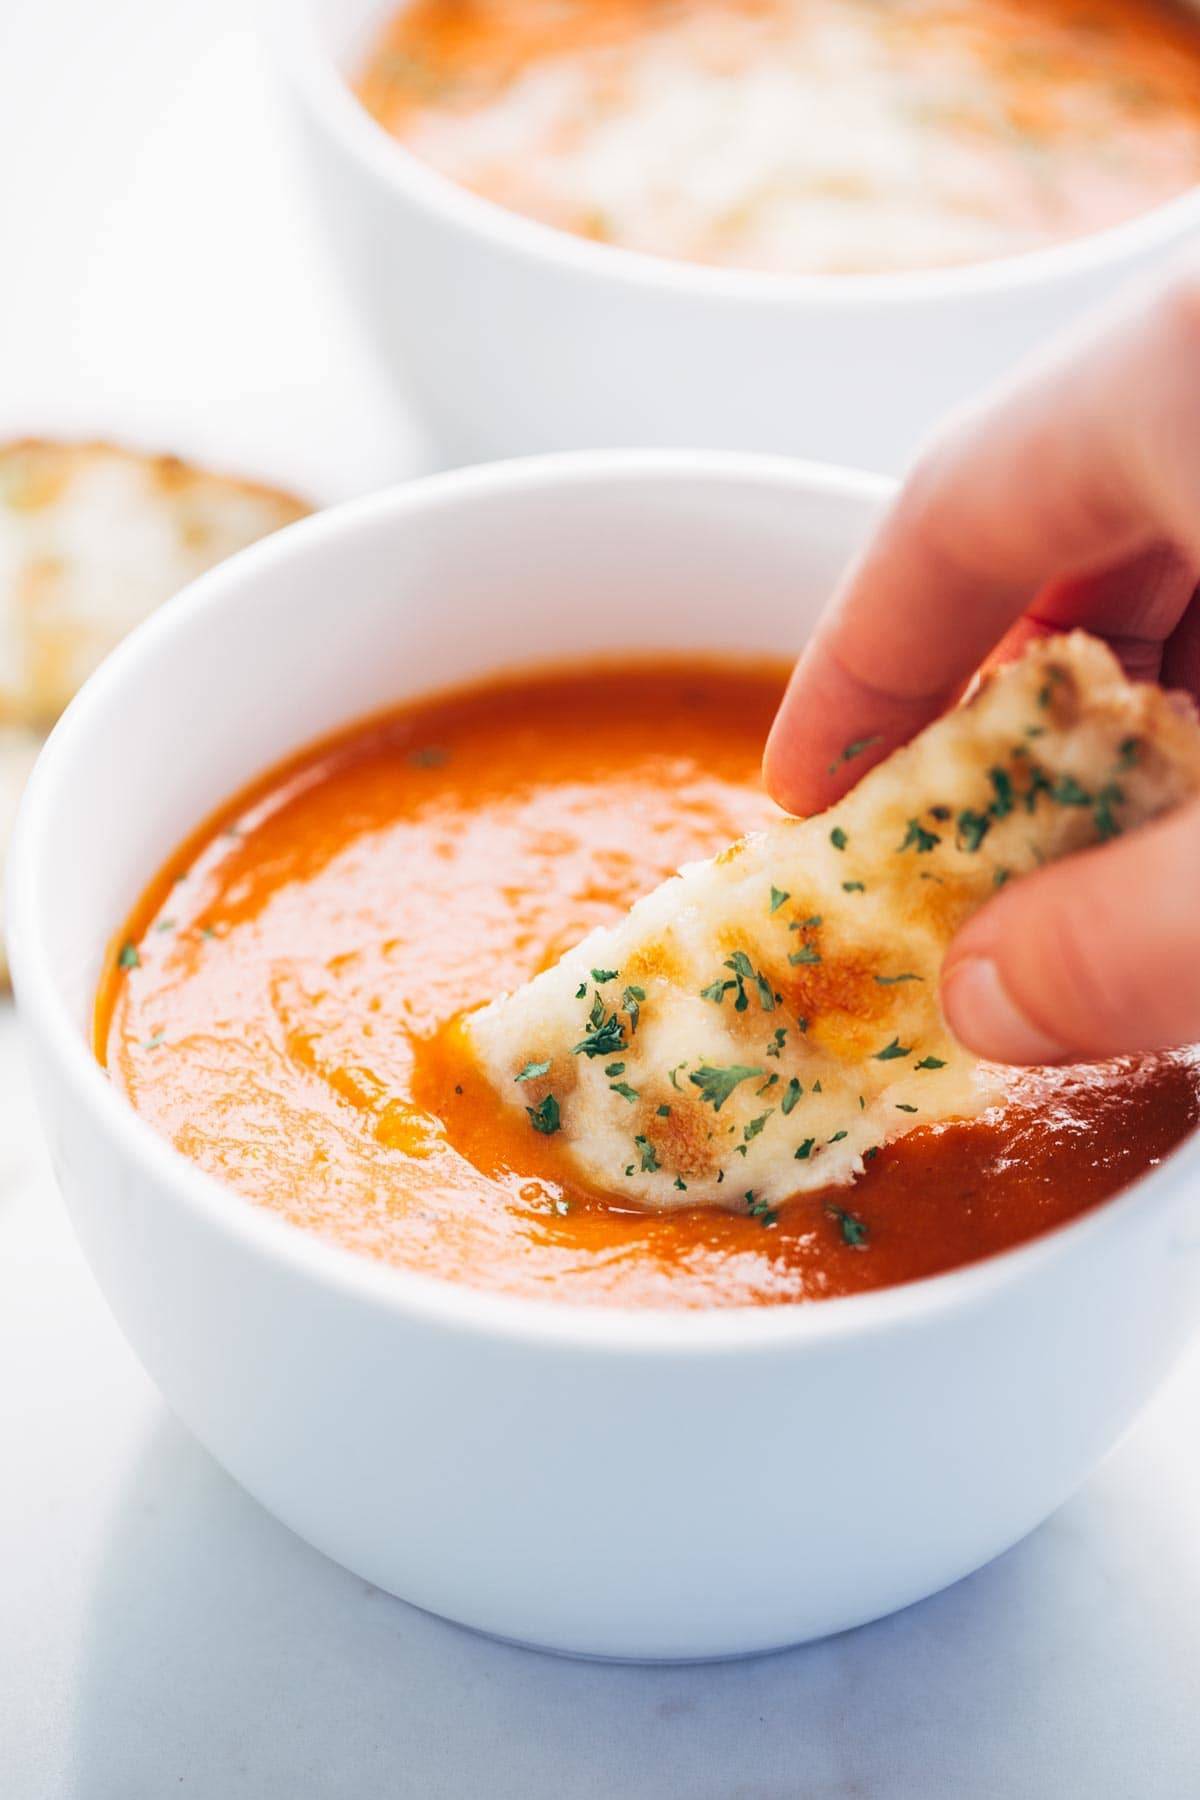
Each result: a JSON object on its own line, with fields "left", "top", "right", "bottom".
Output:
{"left": 465, "top": 634, "right": 1200, "bottom": 1211}
{"left": 359, "top": 0, "right": 1200, "bottom": 274}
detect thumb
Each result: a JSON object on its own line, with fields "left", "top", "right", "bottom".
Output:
{"left": 941, "top": 800, "right": 1200, "bottom": 1064}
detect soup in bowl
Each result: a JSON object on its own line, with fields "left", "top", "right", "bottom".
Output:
{"left": 276, "top": 0, "right": 1200, "bottom": 471}
{"left": 11, "top": 454, "right": 1200, "bottom": 1657}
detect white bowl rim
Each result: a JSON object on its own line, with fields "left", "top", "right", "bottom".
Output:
{"left": 10, "top": 448, "right": 1199, "bottom": 1356}
{"left": 269, "top": 0, "right": 1200, "bottom": 308}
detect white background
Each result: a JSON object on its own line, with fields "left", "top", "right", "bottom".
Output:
{"left": 3, "top": 3, "right": 1200, "bottom": 1795}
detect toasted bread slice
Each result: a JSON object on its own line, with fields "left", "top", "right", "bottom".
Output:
{"left": 465, "top": 633, "right": 1200, "bottom": 1211}
{"left": 0, "top": 441, "right": 309, "bottom": 728}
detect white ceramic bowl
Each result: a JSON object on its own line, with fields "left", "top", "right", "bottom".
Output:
{"left": 271, "top": 0, "right": 1200, "bottom": 473}
{"left": 10, "top": 453, "right": 1200, "bottom": 1661}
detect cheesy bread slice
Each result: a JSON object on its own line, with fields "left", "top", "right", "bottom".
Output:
{"left": 0, "top": 440, "right": 310, "bottom": 729}
{"left": 464, "top": 633, "right": 1200, "bottom": 1212}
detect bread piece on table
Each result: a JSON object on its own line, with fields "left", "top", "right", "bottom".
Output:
{"left": 0, "top": 440, "right": 309, "bottom": 728}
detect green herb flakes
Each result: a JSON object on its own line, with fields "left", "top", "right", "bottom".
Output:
{"left": 591, "top": 967, "right": 618, "bottom": 984}
{"left": 743, "top": 1110, "right": 773, "bottom": 1143}
{"left": 828, "top": 735, "right": 882, "bottom": 776}
{"left": 610, "top": 1081, "right": 640, "bottom": 1103}
{"left": 830, "top": 827, "right": 848, "bottom": 851}
{"left": 573, "top": 1012, "right": 625, "bottom": 1058}
{"left": 514, "top": 1060, "right": 551, "bottom": 1083}
{"left": 875, "top": 972, "right": 921, "bottom": 985}
{"left": 898, "top": 819, "right": 940, "bottom": 854}
{"left": 873, "top": 1037, "right": 911, "bottom": 1061}
{"left": 634, "top": 1134, "right": 660, "bottom": 1173}
{"left": 117, "top": 941, "right": 140, "bottom": 971}
{"left": 794, "top": 1138, "right": 816, "bottom": 1160}
{"left": 769, "top": 886, "right": 790, "bottom": 913}
{"left": 622, "top": 985, "right": 646, "bottom": 1032}
{"left": 781, "top": 1078, "right": 803, "bottom": 1115}
{"left": 916, "top": 1055, "right": 947, "bottom": 1070}
{"left": 745, "top": 1191, "right": 779, "bottom": 1227}
{"left": 827, "top": 1206, "right": 869, "bottom": 1249}
{"left": 527, "top": 1094, "right": 561, "bottom": 1135}
{"left": 688, "top": 1064, "right": 763, "bottom": 1111}
{"left": 842, "top": 880, "right": 866, "bottom": 893}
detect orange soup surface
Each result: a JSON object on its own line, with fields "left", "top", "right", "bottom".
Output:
{"left": 359, "top": 0, "right": 1200, "bottom": 274}
{"left": 99, "top": 662, "right": 1200, "bottom": 1309}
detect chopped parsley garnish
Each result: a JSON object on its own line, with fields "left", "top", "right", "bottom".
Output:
{"left": 743, "top": 1110, "right": 773, "bottom": 1142}
{"left": 609, "top": 1081, "right": 640, "bottom": 1103}
{"left": 117, "top": 941, "right": 140, "bottom": 970}
{"left": 154, "top": 918, "right": 175, "bottom": 933}
{"left": 700, "top": 978, "right": 736, "bottom": 1004}
{"left": 1052, "top": 774, "right": 1090, "bottom": 806}
{"left": 766, "top": 1027, "right": 788, "bottom": 1058}
{"left": 575, "top": 982, "right": 587, "bottom": 998}
{"left": 829, "top": 827, "right": 848, "bottom": 851}
{"left": 828, "top": 735, "right": 881, "bottom": 776}
{"left": 1093, "top": 782, "right": 1124, "bottom": 841}
{"left": 573, "top": 1012, "right": 625, "bottom": 1058}
{"left": 812, "top": 1078, "right": 822, "bottom": 1092}
{"left": 514, "top": 1060, "right": 551, "bottom": 1083}
{"left": 828, "top": 1130, "right": 848, "bottom": 1144}
{"left": 873, "top": 1037, "right": 911, "bottom": 1061}
{"left": 622, "top": 985, "right": 646, "bottom": 1033}
{"left": 688, "top": 1064, "right": 763, "bottom": 1111}
{"left": 796, "top": 914, "right": 823, "bottom": 929}
{"left": 1117, "top": 736, "right": 1140, "bottom": 770}
{"left": 657, "top": 1103, "right": 672, "bottom": 1118}
{"left": 827, "top": 1206, "right": 869, "bottom": 1249}
{"left": 874, "top": 972, "right": 921, "bottom": 985}
{"left": 864, "top": 1146, "right": 879, "bottom": 1163}
{"left": 704, "top": 951, "right": 775, "bottom": 1013}
{"left": 898, "top": 818, "right": 940, "bottom": 854}
{"left": 591, "top": 967, "right": 618, "bottom": 984}
{"left": 994, "top": 868, "right": 1011, "bottom": 888}
{"left": 797, "top": 1016, "right": 809, "bottom": 1033}
{"left": 929, "top": 805, "right": 952, "bottom": 821}
{"left": 526, "top": 1094, "right": 560, "bottom": 1135}
{"left": 842, "top": 880, "right": 866, "bottom": 893}
{"left": 756, "top": 1074, "right": 779, "bottom": 1094}
{"left": 988, "top": 767, "right": 1015, "bottom": 818}
{"left": 895, "top": 1103, "right": 919, "bottom": 1113}
{"left": 794, "top": 1138, "right": 816, "bottom": 1160}
{"left": 674, "top": 1175, "right": 687, "bottom": 1191}
{"left": 769, "top": 886, "right": 790, "bottom": 913}
{"left": 916, "top": 1055, "right": 947, "bottom": 1070}
{"left": 956, "top": 809, "right": 991, "bottom": 853}
{"left": 745, "top": 1191, "right": 779, "bottom": 1227}
{"left": 141, "top": 1032, "right": 164, "bottom": 1051}
{"left": 604, "top": 1061, "right": 625, "bottom": 1076}
{"left": 667, "top": 1061, "right": 688, "bottom": 1091}
{"left": 634, "top": 1134, "right": 660, "bottom": 1173}
{"left": 788, "top": 944, "right": 821, "bottom": 966}
{"left": 780, "top": 1078, "right": 803, "bottom": 1115}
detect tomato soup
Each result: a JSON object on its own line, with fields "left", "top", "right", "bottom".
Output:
{"left": 97, "top": 661, "right": 1200, "bottom": 1309}
{"left": 357, "top": 0, "right": 1200, "bottom": 274}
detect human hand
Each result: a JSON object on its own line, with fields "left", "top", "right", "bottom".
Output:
{"left": 764, "top": 267, "right": 1200, "bottom": 1065}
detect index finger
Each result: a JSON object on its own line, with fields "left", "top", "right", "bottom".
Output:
{"left": 764, "top": 266, "right": 1200, "bottom": 816}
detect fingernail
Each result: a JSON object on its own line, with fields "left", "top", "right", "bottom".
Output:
{"left": 942, "top": 957, "right": 1070, "bottom": 1065}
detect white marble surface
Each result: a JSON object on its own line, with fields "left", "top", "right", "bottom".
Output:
{"left": 5, "top": 4, "right": 1200, "bottom": 1796}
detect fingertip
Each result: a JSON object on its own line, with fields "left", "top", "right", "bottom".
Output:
{"left": 941, "top": 956, "right": 1072, "bottom": 1066}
